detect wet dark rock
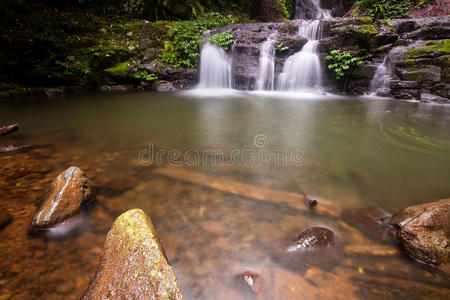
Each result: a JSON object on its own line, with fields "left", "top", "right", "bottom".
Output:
{"left": 389, "top": 199, "right": 450, "bottom": 271}
{"left": 45, "top": 88, "right": 64, "bottom": 97}
{"left": 237, "top": 271, "right": 264, "bottom": 297}
{"left": 306, "top": 198, "right": 318, "bottom": 208}
{"left": 289, "top": 227, "right": 335, "bottom": 250}
{"left": 421, "top": 92, "right": 449, "bottom": 103}
{"left": 82, "top": 209, "right": 183, "bottom": 299}
{"left": 276, "top": 227, "right": 339, "bottom": 269}
{"left": 343, "top": 206, "right": 391, "bottom": 243}
{"left": 0, "top": 210, "right": 12, "bottom": 229}
{"left": 0, "top": 145, "right": 30, "bottom": 153}
{"left": 99, "top": 85, "right": 135, "bottom": 93}
{"left": 0, "top": 124, "right": 19, "bottom": 136}
{"left": 138, "top": 61, "right": 197, "bottom": 83}
{"left": 154, "top": 81, "right": 178, "bottom": 92}
{"left": 31, "top": 167, "right": 95, "bottom": 229}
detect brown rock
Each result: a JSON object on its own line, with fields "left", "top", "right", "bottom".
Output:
{"left": 278, "top": 227, "right": 339, "bottom": 268}
{"left": 342, "top": 206, "right": 391, "bottom": 243}
{"left": 237, "top": 271, "right": 265, "bottom": 299}
{"left": 389, "top": 199, "right": 450, "bottom": 270}
{"left": 0, "top": 124, "right": 19, "bottom": 136}
{"left": 31, "top": 167, "right": 95, "bottom": 229}
{"left": 0, "top": 210, "right": 12, "bottom": 229}
{"left": 82, "top": 209, "right": 183, "bottom": 300}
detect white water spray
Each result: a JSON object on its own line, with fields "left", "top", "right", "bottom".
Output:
{"left": 369, "top": 56, "right": 392, "bottom": 97}
{"left": 277, "top": 20, "right": 323, "bottom": 90}
{"left": 295, "top": 0, "right": 332, "bottom": 20}
{"left": 256, "top": 33, "right": 277, "bottom": 90}
{"left": 198, "top": 43, "right": 232, "bottom": 89}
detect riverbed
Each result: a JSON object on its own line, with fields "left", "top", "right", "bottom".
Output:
{"left": 0, "top": 92, "right": 449, "bottom": 299}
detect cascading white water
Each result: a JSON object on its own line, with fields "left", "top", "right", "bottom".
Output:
{"left": 256, "top": 33, "right": 277, "bottom": 90}
{"left": 369, "top": 57, "right": 392, "bottom": 97}
{"left": 295, "top": 0, "right": 332, "bottom": 19}
{"left": 277, "top": 20, "right": 322, "bottom": 90}
{"left": 298, "top": 19, "right": 322, "bottom": 40}
{"left": 311, "top": 0, "right": 331, "bottom": 19}
{"left": 198, "top": 42, "right": 232, "bottom": 89}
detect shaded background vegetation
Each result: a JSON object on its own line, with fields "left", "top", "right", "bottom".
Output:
{"left": 0, "top": 0, "right": 441, "bottom": 97}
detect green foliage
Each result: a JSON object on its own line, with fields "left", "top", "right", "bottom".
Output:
{"left": 279, "top": 0, "right": 296, "bottom": 19}
{"left": 104, "top": 61, "right": 131, "bottom": 77}
{"left": 159, "top": 12, "right": 239, "bottom": 68}
{"left": 325, "top": 50, "right": 363, "bottom": 80}
{"left": 134, "top": 71, "right": 158, "bottom": 81}
{"left": 207, "top": 30, "right": 234, "bottom": 50}
{"left": 275, "top": 42, "right": 288, "bottom": 52}
{"left": 353, "top": 0, "right": 430, "bottom": 19}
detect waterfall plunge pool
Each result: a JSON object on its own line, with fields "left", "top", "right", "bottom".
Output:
{"left": 0, "top": 92, "right": 449, "bottom": 299}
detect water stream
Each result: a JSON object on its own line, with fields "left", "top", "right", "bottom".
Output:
{"left": 256, "top": 33, "right": 277, "bottom": 91}
{"left": 1, "top": 93, "right": 449, "bottom": 299}
{"left": 277, "top": 20, "right": 323, "bottom": 90}
{"left": 198, "top": 42, "right": 232, "bottom": 89}
{"left": 369, "top": 56, "right": 392, "bottom": 97}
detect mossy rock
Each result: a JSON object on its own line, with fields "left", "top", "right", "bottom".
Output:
{"left": 405, "top": 40, "right": 450, "bottom": 59}
{"left": 104, "top": 60, "right": 133, "bottom": 78}
{"left": 82, "top": 209, "right": 183, "bottom": 299}
{"left": 398, "top": 71, "right": 423, "bottom": 83}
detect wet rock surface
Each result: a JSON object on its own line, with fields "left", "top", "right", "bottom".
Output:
{"left": 276, "top": 227, "right": 339, "bottom": 268}
{"left": 82, "top": 209, "right": 183, "bottom": 300}
{"left": 209, "top": 22, "right": 309, "bottom": 90}
{"left": 0, "top": 124, "right": 19, "bottom": 136}
{"left": 31, "top": 166, "right": 95, "bottom": 229}
{"left": 389, "top": 199, "right": 450, "bottom": 270}
{"left": 0, "top": 127, "right": 449, "bottom": 299}
{"left": 0, "top": 210, "right": 12, "bottom": 229}
{"left": 343, "top": 206, "right": 391, "bottom": 243}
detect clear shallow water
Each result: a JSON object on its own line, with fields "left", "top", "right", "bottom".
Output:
{"left": 0, "top": 92, "right": 449, "bottom": 299}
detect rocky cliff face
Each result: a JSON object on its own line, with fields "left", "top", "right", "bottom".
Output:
{"left": 134, "top": 14, "right": 448, "bottom": 102}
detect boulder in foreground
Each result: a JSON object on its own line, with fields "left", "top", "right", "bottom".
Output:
{"left": 31, "top": 166, "right": 94, "bottom": 229}
{"left": 82, "top": 209, "right": 183, "bottom": 300}
{"left": 389, "top": 199, "right": 449, "bottom": 271}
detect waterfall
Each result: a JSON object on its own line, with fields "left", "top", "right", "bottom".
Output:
{"left": 256, "top": 33, "right": 277, "bottom": 90}
{"left": 277, "top": 20, "right": 322, "bottom": 90}
{"left": 295, "top": 0, "right": 332, "bottom": 19}
{"left": 198, "top": 43, "right": 232, "bottom": 89}
{"left": 369, "top": 57, "right": 392, "bottom": 97}
{"left": 298, "top": 19, "right": 322, "bottom": 40}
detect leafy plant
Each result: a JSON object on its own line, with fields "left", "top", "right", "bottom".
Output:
{"left": 353, "top": 0, "right": 428, "bottom": 19}
{"left": 159, "top": 13, "right": 239, "bottom": 68}
{"left": 134, "top": 71, "right": 157, "bottom": 81}
{"left": 275, "top": 41, "right": 288, "bottom": 52}
{"left": 207, "top": 31, "right": 234, "bottom": 50}
{"left": 326, "top": 50, "right": 363, "bottom": 80}
{"left": 279, "top": 0, "right": 296, "bottom": 19}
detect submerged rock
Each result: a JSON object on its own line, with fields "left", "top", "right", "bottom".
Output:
{"left": 276, "top": 227, "right": 339, "bottom": 268}
{"left": 0, "top": 210, "right": 12, "bottom": 229}
{"left": 342, "top": 206, "right": 391, "bottom": 243}
{"left": 0, "top": 124, "right": 19, "bottom": 136}
{"left": 31, "top": 166, "right": 95, "bottom": 229}
{"left": 287, "top": 227, "right": 335, "bottom": 252}
{"left": 389, "top": 199, "right": 450, "bottom": 271}
{"left": 82, "top": 209, "right": 183, "bottom": 300}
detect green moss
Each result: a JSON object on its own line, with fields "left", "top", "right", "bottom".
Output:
{"left": 104, "top": 61, "right": 132, "bottom": 77}
{"left": 359, "top": 24, "right": 378, "bottom": 35}
{"left": 405, "top": 40, "right": 450, "bottom": 59}
{"left": 398, "top": 71, "right": 422, "bottom": 82}
{"left": 355, "top": 16, "right": 374, "bottom": 24}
